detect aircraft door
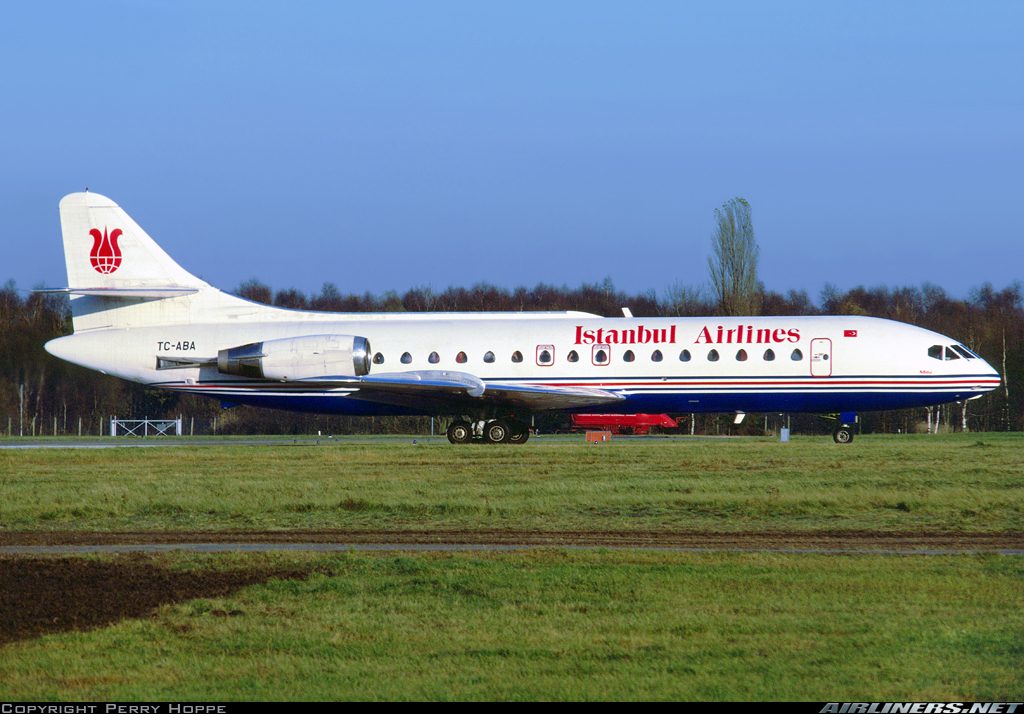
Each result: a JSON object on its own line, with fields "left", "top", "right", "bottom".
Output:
{"left": 810, "top": 338, "right": 832, "bottom": 377}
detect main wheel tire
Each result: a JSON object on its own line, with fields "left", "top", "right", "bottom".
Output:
{"left": 483, "top": 419, "right": 512, "bottom": 444}
{"left": 447, "top": 421, "right": 472, "bottom": 444}
{"left": 833, "top": 426, "right": 854, "bottom": 444}
{"left": 508, "top": 420, "right": 529, "bottom": 444}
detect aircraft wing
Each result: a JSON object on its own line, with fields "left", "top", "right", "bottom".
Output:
{"left": 300, "top": 370, "right": 624, "bottom": 412}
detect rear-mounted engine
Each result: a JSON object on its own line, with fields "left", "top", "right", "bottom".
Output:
{"left": 217, "top": 334, "right": 371, "bottom": 381}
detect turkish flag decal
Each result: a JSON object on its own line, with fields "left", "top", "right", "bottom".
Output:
{"left": 844, "top": 329, "right": 858, "bottom": 337}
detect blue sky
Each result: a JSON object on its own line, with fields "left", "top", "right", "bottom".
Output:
{"left": 3, "top": 1, "right": 1021, "bottom": 302}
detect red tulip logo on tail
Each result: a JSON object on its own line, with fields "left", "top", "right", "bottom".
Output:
{"left": 89, "top": 227, "right": 123, "bottom": 274}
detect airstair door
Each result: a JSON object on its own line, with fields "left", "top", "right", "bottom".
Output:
{"left": 810, "top": 338, "right": 832, "bottom": 377}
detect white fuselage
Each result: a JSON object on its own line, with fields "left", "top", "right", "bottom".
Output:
{"left": 46, "top": 310, "right": 1001, "bottom": 417}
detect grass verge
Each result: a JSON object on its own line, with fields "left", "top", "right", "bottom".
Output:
{"left": 1, "top": 433, "right": 1021, "bottom": 534}
{"left": 0, "top": 550, "right": 1021, "bottom": 700}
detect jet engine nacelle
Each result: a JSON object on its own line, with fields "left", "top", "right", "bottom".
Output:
{"left": 217, "top": 334, "right": 371, "bottom": 381}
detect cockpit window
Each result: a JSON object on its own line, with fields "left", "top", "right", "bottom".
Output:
{"left": 930, "top": 343, "right": 975, "bottom": 361}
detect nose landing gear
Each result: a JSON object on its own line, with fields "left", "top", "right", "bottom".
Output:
{"left": 832, "top": 425, "right": 854, "bottom": 444}
{"left": 828, "top": 411, "right": 858, "bottom": 443}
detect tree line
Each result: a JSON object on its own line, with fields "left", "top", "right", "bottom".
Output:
{"left": 1, "top": 277, "right": 1020, "bottom": 437}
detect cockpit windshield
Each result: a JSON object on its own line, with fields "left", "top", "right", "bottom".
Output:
{"left": 928, "top": 344, "right": 977, "bottom": 361}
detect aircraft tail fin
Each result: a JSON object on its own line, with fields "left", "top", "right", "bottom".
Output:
{"left": 52, "top": 192, "right": 249, "bottom": 332}
{"left": 58, "top": 192, "right": 208, "bottom": 291}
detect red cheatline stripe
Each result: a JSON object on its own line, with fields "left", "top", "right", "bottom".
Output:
{"left": 163, "top": 380, "right": 998, "bottom": 394}
{"left": 539, "top": 379, "right": 999, "bottom": 388}
{"left": 168, "top": 378, "right": 999, "bottom": 390}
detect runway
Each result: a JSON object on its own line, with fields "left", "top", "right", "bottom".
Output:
{"left": 0, "top": 434, "right": 730, "bottom": 449}
{"left": 0, "top": 435, "right": 440, "bottom": 449}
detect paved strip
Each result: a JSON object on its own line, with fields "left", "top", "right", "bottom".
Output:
{"left": 2, "top": 543, "right": 1021, "bottom": 556}
{"left": 0, "top": 438, "right": 362, "bottom": 449}
{"left": 0, "top": 434, "right": 728, "bottom": 449}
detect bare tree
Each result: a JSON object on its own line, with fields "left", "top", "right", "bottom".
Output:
{"left": 708, "top": 197, "right": 761, "bottom": 315}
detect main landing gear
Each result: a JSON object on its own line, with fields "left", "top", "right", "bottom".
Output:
{"left": 446, "top": 418, "right": 530, "bottom": 445}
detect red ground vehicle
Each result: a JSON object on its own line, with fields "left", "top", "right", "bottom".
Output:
{"left": 569, "top": 413, "right": 679, "bottom": 435}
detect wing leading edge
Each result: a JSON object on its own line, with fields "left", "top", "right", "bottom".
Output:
{"left": 298, "top": 370, "right": 624, "bottom": 412}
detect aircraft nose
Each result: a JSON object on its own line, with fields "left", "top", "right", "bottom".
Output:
{"left": 980, "top": 359, "right": 1001, "bottom": 391}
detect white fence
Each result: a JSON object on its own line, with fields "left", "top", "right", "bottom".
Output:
{"left": 110, "top": 417, "right": 183, "bottom": 437}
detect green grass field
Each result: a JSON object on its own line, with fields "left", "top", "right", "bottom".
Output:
{"left": 1, "top": 433, "right": 1021, "bottom": 534}
{"left": 1, "top": 550, "right": 1021, "bottom": 700}
{"left": 0, "top": 434, "right": 1021, "bottom": 700}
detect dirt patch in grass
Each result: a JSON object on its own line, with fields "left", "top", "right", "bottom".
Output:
{"left": 0, "top": 556, "right": 308, "bottom": 645}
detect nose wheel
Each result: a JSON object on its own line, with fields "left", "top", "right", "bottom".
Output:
{"left": 833, "top": 426, "right": 854, "bottom": 444}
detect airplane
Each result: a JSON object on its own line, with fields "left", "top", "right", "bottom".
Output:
{"left": 41, "top": 191, "right": 1001, "bottom": 444}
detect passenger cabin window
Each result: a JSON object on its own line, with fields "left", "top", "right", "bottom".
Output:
{"left": 791, "top": 349, "right": 803, "bottom": 361}
{"left": 593, "top": 344, "right": 610, "bottom": 366}
{"left": 511, "top": 350, "right": 523, "bottom": 363}
{"left": 680, "top": 349, "right": 691, "bottom": 362}
{"left": 483, "top": 351, "right": 495, "bottom": 363}
{"left": 736, "top": 349, "right": 748, "bottom": 362}
{"left": 708, "top": 349, "right": 719, "bottom": 362}
{"left": 651, "top": 349, "right": 663, "bottom": 362}
{"left": 763, "top": 349, "right": 775, "bottom": 361}
{"left": 567, "top": 350, "right": 579, "bottom": 363}
{"left": 428, "top": 351, "right": 440, "bottom": 364}
{"left": 400, "top": 352, "right": 412, "bottom": 364}
{"left": 373, "top": 352, "right": 385, "bottom": 365}
{"left": 536, "top": 345, "right": 554, "bottom": 366}
{"left": 623, "top": 350, "right": 635, "bottom": 362}
{"left": 456, "top": 351, "right": 467, "bottom": 364}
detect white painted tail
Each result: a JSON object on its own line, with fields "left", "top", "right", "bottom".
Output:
{"left": 59, "top": 192, "right": 208, "bottom": 291}
{"left": 56, "top": 192, "right": 254, "bottom": 332}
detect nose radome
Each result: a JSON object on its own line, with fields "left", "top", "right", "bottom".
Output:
{"left": 979, "top": 359, "right": 1001, "bottom": 390}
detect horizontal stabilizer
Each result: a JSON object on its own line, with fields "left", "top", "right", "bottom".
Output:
{"left": 35, "top": 287, "right": 199, "bottom": 298}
